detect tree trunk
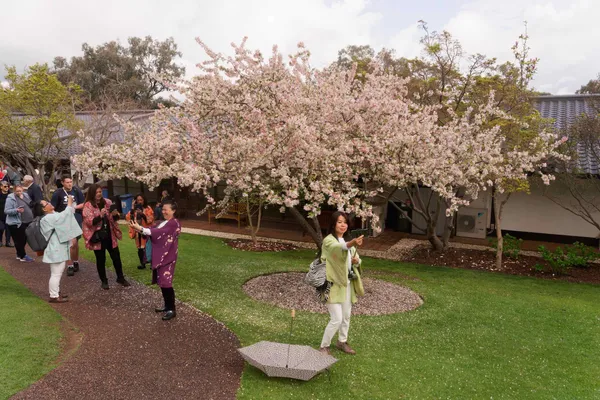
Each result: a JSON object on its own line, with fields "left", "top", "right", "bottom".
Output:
{"left": 36, "top": 164, "right": 53, "bottom": 200}
{"left": 246, "top": 198, "right": 257, "bottom": 244}
{"left": 441, "top": 199, "right": 456, "bottom": 250}
{"left": 441, "top": 215, "right": 453, "bottom": 250}
{"left": 288, "top": 206, "right": 323, "bottom": 251}
{"left": 425, "top": 197, "right": 444, "bottom": 251}
{"left": 493, "top": 191, "right": 512, "bottom": 270}
{"left": 245, "top": 198, "right": 263, "bottom": 245}
{"left": 495, "top": 208, "right": 503, "bottom": 270}
{"left": 427, "top": 221, "right": 444, "bottom": 252}
{"left": 404, "top": 185, "right": 446, "bottom": 251}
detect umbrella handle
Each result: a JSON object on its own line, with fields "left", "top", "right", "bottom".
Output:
{"left": 285, "top": 311, "right": 295, "bottom": 368}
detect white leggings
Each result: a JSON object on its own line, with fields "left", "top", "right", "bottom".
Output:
{"left": 320, "top": 282, "right": 352, "bottom": 348}
{"left": 49, "top": 261, "right": 66, "bottom": 298}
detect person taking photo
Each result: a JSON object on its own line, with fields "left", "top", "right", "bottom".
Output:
{"left": 82, "top": 184, "right": 130, "bottom": 290}
{"left": 4, "top": 185, "right": 34, "bottom": 262}
{"left": 125, "top": 194, "right": 155, "bottom": 269}
{"left": 51, "top": 175, "right": 85, "bottom": 276}
{"left": 318, "top": 211, "right": 365, "bottom": 356}
{"left": 130, "top": 201, "right": 181, "bottom": 321}
{"left": 34, "top": 196, "right": 82, "bottom": 303}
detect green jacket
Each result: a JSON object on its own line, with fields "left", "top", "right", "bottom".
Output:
{"left": 321, "top": 234, "right": 364, "bottom": 304}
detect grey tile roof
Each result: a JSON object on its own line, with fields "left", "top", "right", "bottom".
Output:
{"left": 54, "top": 110, "right": 153, "bottom": 158}
{"left": 534, "top": 94, "right": 600, "bottom": 174}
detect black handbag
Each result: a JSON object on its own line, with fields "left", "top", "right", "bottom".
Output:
{"left": 90, "top": 217, "right": 110, "bottom": 243}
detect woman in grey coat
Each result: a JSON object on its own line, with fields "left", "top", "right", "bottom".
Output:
{"left": 4, "top": 185, "right": 34, "bottom": 262}
{"left": 35, "top": 197, "right": 82, "bottom": 303}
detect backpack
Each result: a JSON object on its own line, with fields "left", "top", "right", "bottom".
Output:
{"left": 26, "top": 216, "right": 52, "bottom": 252}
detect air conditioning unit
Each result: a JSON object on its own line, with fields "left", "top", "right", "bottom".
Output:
{"left": 456, "top": 208, "right": 487, "bottom": 239}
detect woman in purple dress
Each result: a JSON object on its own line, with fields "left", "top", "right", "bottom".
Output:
{"left": 130, "top": 201, "right": 181, "bottom": 321}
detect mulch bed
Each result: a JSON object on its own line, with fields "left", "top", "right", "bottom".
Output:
{"left": 0, "top": 247, "right": 244, "bottom": 400}
{"left": 227, "top": 239, "right": 298, "bottom": 252}
{"left": 406, "top": 246, "right": 600, "bottom": 285}
{"left": 243, "top": 272, "right": 423, "bottom": 316}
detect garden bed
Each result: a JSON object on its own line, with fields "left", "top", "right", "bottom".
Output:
{"left": 243, "top": 272, "right": 423, "bottom": 315}
{"left": 406, "top": 246, "right": 600, "bottom": 284}
{"left": 226, "top": 239, "right": 298, "bottom": 252}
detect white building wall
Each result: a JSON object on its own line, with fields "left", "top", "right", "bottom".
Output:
{"left": 499, "top": 181, "right": 600, "bottom": 238}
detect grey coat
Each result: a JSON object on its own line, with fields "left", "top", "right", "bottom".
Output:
{"left": 4, "top": 193, "right": 32, "bottom": 227}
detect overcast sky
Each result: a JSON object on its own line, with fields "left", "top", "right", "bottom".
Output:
{"left": 1, "top": 0, "right": 598, "bottom": 94}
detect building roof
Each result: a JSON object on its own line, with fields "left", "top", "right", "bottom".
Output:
{"left": 56, "top": 110, "right": 153, "bottom": 158}
{"left": 534, "top": 94, "right": 600, "bottom": 174}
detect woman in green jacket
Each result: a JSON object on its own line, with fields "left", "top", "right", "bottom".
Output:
{"left": 319, "top": 211, "right": 364, "bottom": 356}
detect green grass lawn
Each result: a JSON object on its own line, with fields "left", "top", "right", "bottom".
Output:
{"left": 82, "top": 228, "right": 600, "bottom": 399}
{"left": 0, "top": 267, "right": 63, "bottom": 400}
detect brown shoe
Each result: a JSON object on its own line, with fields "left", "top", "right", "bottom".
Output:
{"left": 318, "top": 346, "right": 331, "bottom": 356}
{"left": 336, "top": 341, "right": 356, "bottom": 355}
{"left": 49, "top": 297, "right": 69, "bottom": 303}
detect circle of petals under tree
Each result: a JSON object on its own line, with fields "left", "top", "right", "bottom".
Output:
{"left": 243, "top": 272, "right": 423, "bottom": 316}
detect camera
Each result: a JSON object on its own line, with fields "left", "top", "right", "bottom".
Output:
{"left": 132, "top": 204, "right": 145, "bottom": 223}
{"left": 348, "top": 270, "right": 357, "bottom": 281}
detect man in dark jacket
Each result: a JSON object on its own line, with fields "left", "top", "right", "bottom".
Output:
{"left": 51, "top": 175, "right": 85, "bottom": 276}
{"left": 0, "top": 181, "right": 13, "bottom": 247}
{"left": 22, "top": 175, "right": 43, "bottom": 205}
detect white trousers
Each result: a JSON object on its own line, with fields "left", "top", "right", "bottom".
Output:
{"left": 49, "top": 261, "right": 66, "bottom": 298}
{"left": 320, "top": 282, "right": 352, "bottom": 348}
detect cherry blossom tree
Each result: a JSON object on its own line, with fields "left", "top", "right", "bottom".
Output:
{"left": 74, "top": 38, "right": 380, "bottom": 249}
{"left": 74, "top": 36, "right": 567, "bottom": 263}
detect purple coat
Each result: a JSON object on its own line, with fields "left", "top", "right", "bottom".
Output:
{"left": 149, "top": 218, "right": 181, "bottom": 288}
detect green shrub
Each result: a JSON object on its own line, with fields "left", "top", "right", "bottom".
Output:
{"left": 538, "top": 246, "right": 570, "bottom": 275}
{"left": 538, "top": 242, "right": 598, "bottom": 275}
{"left": 489, "top": 234, "right": 523, "bottom": 259}
{"left": 533, "top": 263, "right": 545, "bottom": 272}
{"left": 565, "top": 242, "right": 598, "bottom": 268}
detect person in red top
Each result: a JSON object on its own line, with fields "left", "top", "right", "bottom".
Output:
{"left": 82, "top": 184, "right": 130, "bottom": 290}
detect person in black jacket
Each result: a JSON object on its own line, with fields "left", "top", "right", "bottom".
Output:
{"left": 22, "top": 175, "right": 43, "bottom": 205}
{"left": 154, "top": 190, "right": 172, "bottom": 221}
{"left": 0, "top": 181, "right": 13, "bottom": 247}
{"left": 51, "top": 175, "right": 86, "bottom": 276}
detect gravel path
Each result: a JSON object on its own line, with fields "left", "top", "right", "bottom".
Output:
{"left": 1, "top": 247, "right": 243, "bottom": 400}
{"left": 243, "top": 272, "right": 423, "bottom": 316}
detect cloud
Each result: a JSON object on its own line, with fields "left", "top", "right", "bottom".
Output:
{"left": 443, "top": 0, "right": 600, "bottom": 93}
{"left": 385, "top": 22, "right": 423, "bottom": 59}
{"left": 0, "top": 0, "right": 598, "bottom": 94}
{"left": 0, "top": 0, "right": 381, "bottom": 77}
